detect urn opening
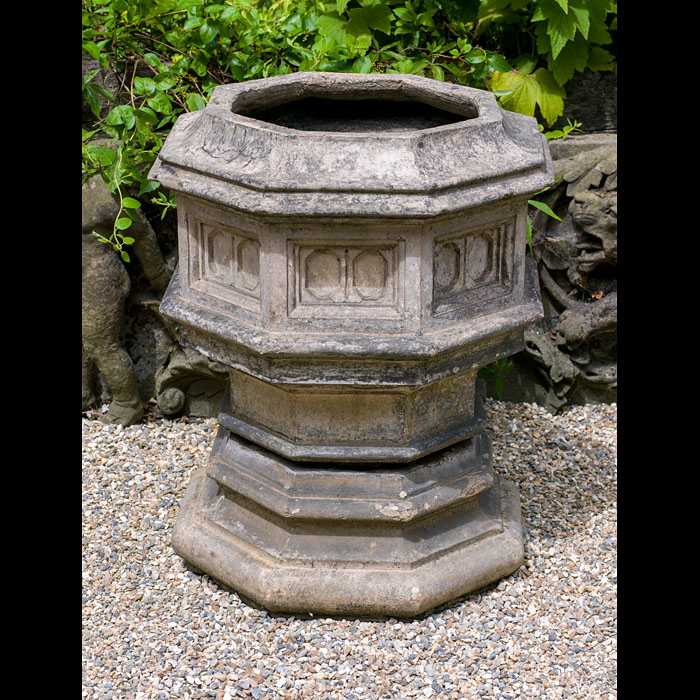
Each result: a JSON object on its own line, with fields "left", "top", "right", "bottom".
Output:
{"left": 237, "top": 95, "right": 476, "bottom": 133}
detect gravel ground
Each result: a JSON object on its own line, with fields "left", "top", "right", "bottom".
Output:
{"left": 82, "top": 399, "right": 617, "bottom": 700}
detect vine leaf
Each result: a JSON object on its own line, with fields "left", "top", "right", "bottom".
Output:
{"left": 116, "top": 217, "right": 133, "bottom": 231}
{"left": 488, "top": 67, "right": 565, "bottom": 125}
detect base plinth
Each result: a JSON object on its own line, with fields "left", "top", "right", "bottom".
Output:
{"left": 172, "top": 427, "right": 524, "bottom": 617}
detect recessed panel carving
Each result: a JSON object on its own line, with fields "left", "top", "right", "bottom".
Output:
{"left": 189, "top": 216, "right": 261, "bottom": 314}
{"left": 290, "top": 240, "right": 403, "bottom": 319}
{"left": 206, "top": 230, "right": 233, "bottom": 280}
{"left": 434, "top": 241, "right": 461, "bottom": 293}
{"left": 305, "top": 250, "right": 343, "bottom": 301}
{"left": 353, "top": 250, "right": 387, "bottom": 300}
{"left": 432, "top": 219, "right": 514, "bottom": 315}
{"left": 466, "top": 233, "right": 493, "bottom": 284}
{"left": 237, "top": 239, "right": 260, "bottom": 292}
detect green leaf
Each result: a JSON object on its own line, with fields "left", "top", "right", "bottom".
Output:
{"left": 318, "top": 13, "right": 347, "bottom": 42}
{"left": 122, "top": 197, "right": 141, "bottom": 209}
{"left": 587, "top": 14, "right": 612, "bottom": 45}
{"left": 155, "top": 74, "right": 177, "bottom": 91}
{"left": 348, "top": 4, "right": 392, "bottom": 35}
{"left": 91, "top": 232, "right": 110, "bottom": 245}
{"left": 514, "top": 54, "right": 538, "bottom": 74}
{"left": 133, "top": 76, "right": 156, "bottom": 96}
{"left": 116, "top": 217, "right": 133, "bottom": 230}
{"left": 465, "top": 49, "right": 486, "bottom": 64}
{"left": 228, "top": 59, "right": 245, "bottom": 81}
{"left": 477, "top": 0, "right": 512, "bottom": 17}
{"left": 528, "top": 199, "right": 562, "bottom": 221}
{"left": 120, "top": 250, "right": 131, "bottom": 263}
{"left": 531, "top": 68, "right": 566, "bottom": 124}
{"left": 200, "top": 21, "right": 219, "bottom": 43}
{"left": 86, "top": 145, "right": 116, "bottom": 167}
{"left": 352, "top": 55, "right": 373, "bottom": 73}
{"left": 219, "top": 6, "right": 237, "bottom": 23}
{"left": 89, "top": 84, "right": 116, "bottom": 103}
{"left": 82, "top": 68, "right": 100, "bottom": 86}
{"left": 345, "top": 9, "right": 371, "bottom": 35}
{"left": 549, "top": 34, "right": 589, "bottom": 85}
{"left": 185, "top": 93, "right": 207, "bottom": 111}
{"left": 120, "top": 237, "right": 135, "bottom": 245}
{"left": 533, "top": 0, "right": 578, "bottom": 60}
{"left": 569, "top": 3, "right": 590, "bottom": 39}
{"left": 106, "top": 105, "right": 136, "bottom": 130}
{"left": 183, "top": 17, "right": 203, "bottom": 31}
{"left": 505, "top": 77, "right": 539, "bottom": 116}
{"left": 147, "top": 92, "right": 173, "bottom": 115}
{"left": 83, "top": 86, "right": 102, "bottom": 119}
{"left": 489, "top": 68, "right": 565, "bottom": 126}
{"left": 138, "top": 180, "right": 161, "bottom": 196}
{"left": 587, "top": 46, "right": 615, "bottom": 71}
{"left": 134, "top": 107, "right": 158, "bottom": 125}
{"left": 82, "top": 41, "right": 102, "bottom": 61}
{"left": 393, "top": 6, "right": 415, "bottom": 22}
{"left": 336, "top": 0, "right": 349, "bottom": 13}
{"left": 416, "top": 8, "right": 438, "bottom": 26}
{"left": 431, "top": 64, "right": 445, "bottom": 82}
{"left": 487, "top": 54, "right": 512, "bottom": 73}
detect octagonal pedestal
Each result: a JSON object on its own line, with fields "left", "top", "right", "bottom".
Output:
{"left": 151, "top": 72, "right": 552, "bottom": 616}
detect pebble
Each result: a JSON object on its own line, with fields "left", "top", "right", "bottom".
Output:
{"left": 83, "top": 400, "right": 617, "bottom": 699}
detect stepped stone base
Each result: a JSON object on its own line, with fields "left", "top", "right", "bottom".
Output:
{"left": 172, "top": 426, "right": 524, "bottom": 617}
{"left": 155, "top": 73, "right": 548, "bottom": 616}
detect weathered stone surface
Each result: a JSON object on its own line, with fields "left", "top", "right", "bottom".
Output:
{"left": 220, "top": 368, "right": 481, "bottom": 462}
{"left": 151, "top": 72, "right": 552, "bottom": 615}
{"left": 82, "top": 175, "right": 143, "bottom": 427}
{"left": 490, "top": 133, "right": 617, "bottom": 411}
{"left": 82, "top": 164, "right": 178, "bottom": 425}
{"left": 154, "top": 345, "right": 228, "bottom": 417}
{"left": 172, "top": 430, "right": 524, "bottom": 617}
{"left": 150, "top": 72, "right": 553, "bottom": 218}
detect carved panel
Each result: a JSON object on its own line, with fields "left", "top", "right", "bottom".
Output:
{"left": 304, "top": 249, "right": 344, "bottom": 301}
{"left": 432, "top": 219, "right": 514, "bottom": 315}
{"left": 206, "top": 229, "right": 233, "bottom": 281}
{"left": 353, "top": 250, "right": 388, "bottom": 300}
{"left": 237, "top": 239, "right": 260, "bottom": 292}
{"left": 289, "top": 239, "right": 403, "bottom": 319}
{"left": 189, "top": 215, "right": 261, "bottom": 314}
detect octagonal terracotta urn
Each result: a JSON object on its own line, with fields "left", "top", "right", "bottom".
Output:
{"left": 149, "top": 72, "right": 553, "bottom": 616}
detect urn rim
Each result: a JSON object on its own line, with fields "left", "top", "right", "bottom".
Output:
{"left": 149, "top": 71, "right": 554, "bottom": 212}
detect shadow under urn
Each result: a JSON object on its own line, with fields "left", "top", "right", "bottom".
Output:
{"left": 149, "top": 72, "right": 553, "bottom": 616}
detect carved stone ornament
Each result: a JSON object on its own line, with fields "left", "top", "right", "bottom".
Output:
{"left": 494, "top": 133, "right": 617, "bottom": 412}
{"left": 155, "top": 345, "right": 229, "bottom": 417}
{"left": 149, "top": 72, "right": 553, "bottom": 616}
{"left": 82, "top": 155, "right": 171, "bottom": 427}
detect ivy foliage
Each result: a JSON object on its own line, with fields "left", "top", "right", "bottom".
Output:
{"left": 82, "top": 0, "right": 616, "bottom": 227}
